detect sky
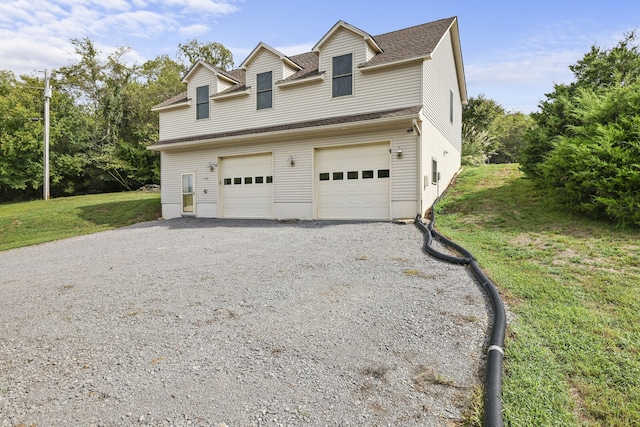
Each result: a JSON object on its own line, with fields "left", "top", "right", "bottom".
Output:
{"left": 1, "top": 0, "right": 639, "bottom": 113}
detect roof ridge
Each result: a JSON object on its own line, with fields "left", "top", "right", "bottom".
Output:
{"left": 372, "top": 16, "right": 456, "bottom": 39}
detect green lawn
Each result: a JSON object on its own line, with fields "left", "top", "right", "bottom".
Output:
{"left": 434, "top": 164, "right": 640, "bottom": 426}
{"left": 0, "top": 192, "right": 161, "bottom": 251}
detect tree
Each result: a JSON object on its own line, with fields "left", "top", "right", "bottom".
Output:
{"left": 1, "top": 36, "right": 228, "bottom": 202}
{"left": 539, "top": 83, "right": 640, "bottom": 225}
{"left": 121, "top": 55, "right": 185, "bottom": 184}
{"left": 520, "top": 31, "right": 640, "bottom": 225}
{"left": 177, "top": 39, "right": 234, "bottom": 71}
{"left": 0, "top": 72, "right": 44, "bottom": 200}
{"left": 520, "top": 31, "right": 640, "bottom": 178}
{"left": 463, "top": 94, "right": 505, "bottom": 134}
{"left": 489, "top": 112, "right": 534, "bottom": 164}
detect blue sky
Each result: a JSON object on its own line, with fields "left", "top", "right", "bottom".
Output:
{"left": 1, "top": 0, "right": 638, "bottom": 113}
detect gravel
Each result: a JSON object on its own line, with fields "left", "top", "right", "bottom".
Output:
{"left": 0, "top": 219, "right": 489, "bottom": 426}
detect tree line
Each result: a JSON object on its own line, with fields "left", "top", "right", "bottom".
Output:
{"left": 0, "top": 38, "right": 231, "bottom": 202}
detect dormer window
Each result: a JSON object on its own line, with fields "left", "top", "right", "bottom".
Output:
{"left": 196, "top": 85, "right": 209, "bottom": 119}
{"left": 332, "top": 53, "right": 352, "bottom": 97}
{"left": 257, "top": 71, "right": 273, "bottom": 110}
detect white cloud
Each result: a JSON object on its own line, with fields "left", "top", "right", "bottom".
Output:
{"left": 274, "top": 42, "right": 315, "bottom": 56}
{"left": 0, "top": 0, "right": 241, "bottom": 75}
{"left": 102, "top": 10, "right": 179, "bottom": 38}
{"left": 97, "top": 0, "right": 132, "bottom": 12}
{"left": 161, "top": 0, "right": 239, "bottom": 15}
{"left": 179, "top": 24, "right": 211, "bottom": 36}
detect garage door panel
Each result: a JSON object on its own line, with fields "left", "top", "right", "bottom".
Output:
{"left": 221, "top": 153, "right": 273, "bottom": 218}
{"left": 316, "top": 143, "right": 390, "bottom": 220}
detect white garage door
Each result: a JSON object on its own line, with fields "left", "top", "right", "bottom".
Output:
{"left": 220, "top": 153, "right": 273, "bottom": 218}
{"left": 316, "top": 143, "right": 390, "bottom": 219}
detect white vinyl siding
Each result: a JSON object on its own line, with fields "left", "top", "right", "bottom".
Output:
{"left": 422, "top": 30, "right": 462, "bottom": 152}
{"left": 158, "top": 125, "right": 419, "bottom": 220}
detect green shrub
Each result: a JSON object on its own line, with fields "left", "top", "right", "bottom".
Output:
{"left": 539, "top": 84, "right": 640, "bottom": 225}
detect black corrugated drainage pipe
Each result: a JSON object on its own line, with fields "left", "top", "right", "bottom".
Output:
{"left": 415, "top": 210, "right": 506, "bottom": 427}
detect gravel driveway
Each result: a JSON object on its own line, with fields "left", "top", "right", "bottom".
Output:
{"left": 0, "top": 219, "right": 488, "bottom": 426}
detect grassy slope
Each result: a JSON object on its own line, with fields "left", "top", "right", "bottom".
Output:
{"left": 434, "top": 165, "right": 640, "bottom": 426}
{"left": 0, "top": 192, "right": 161, "bottom": 251}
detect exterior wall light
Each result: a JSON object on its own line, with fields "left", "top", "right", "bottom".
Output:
{"left": 389, "top": 147, "right": 403, "bottom": 158}
{"left": 206, "top": 162, "right": 217, "bottom": 172}
{"left": 288, "top": 155, "right": 295, "bottom": 166}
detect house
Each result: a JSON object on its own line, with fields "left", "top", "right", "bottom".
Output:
{"left": 149, "top": 16, "right": 467, "bottom": 220}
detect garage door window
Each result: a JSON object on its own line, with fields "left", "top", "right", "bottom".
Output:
{"left": 378, "top": 169, "right": 390, "bottom": 178}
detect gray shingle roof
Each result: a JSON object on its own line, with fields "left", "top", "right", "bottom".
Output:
{"left": 364, "top": 17, "right": 456, "bottom": 67}
{"left": 152, "top": 91, "right": 188, "bottom": 109}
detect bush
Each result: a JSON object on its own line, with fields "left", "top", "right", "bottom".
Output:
{"left": 539, "top": 85, "right": 640, "bottom": 226}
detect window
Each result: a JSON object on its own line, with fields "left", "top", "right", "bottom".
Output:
{"left": 362, "top": 170, "right": 374, "bottom": 179}
{"left": 333, "top": 172, "right": 344, "bottom": 180}
{"left": 378, "top": 169, "right": 390, "bottom": 178}
{"left": 255, "top": 176, "right": 264, "bottom": 184}
{"left": 224, "top": 178, "right": 231, "bottom": 185}
{"left": 449, "top": 89, "right": 454, "bottom": 124}
{"left": 319, "top": 173, "right": 330, "bottom": 181}
{"left": 196, "top": 85, "right": 209, "bottom": 120}
{"left": 432, "top": 159, "right": 438, "bottom": 185}
{"left": 234, "top": 177, "right": 241, "bottom": 185}
{"left": 257, "top": 71, "right": 273, "bottom": 110}
{"left": 266, "top": 176, "right": 273, "bottom": 183}
{"left": 332, "top": 53, "right": 352, "bottom": 97}
{"left": 244, "top": 177, "right": 252, "bottom": 184}
{"left": 347, "top": 171, "right": 358, "bottom": 180}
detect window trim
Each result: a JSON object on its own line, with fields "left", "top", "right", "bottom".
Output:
{"left": 196, "top": 85, "right": 209, "bottom": 120}
{"left": 432, "top": 159, "right": 438, "bottom": 185}
{"left": 256, "top": 71, "right": 273, "bottom": 110}
{"left": 449, "top": 89, "right": 454, "bottom": 124}
{"left": 332, "top": 53, "right": 353, "bottom": 98}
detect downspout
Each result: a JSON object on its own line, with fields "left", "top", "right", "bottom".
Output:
{"left": 413, "top": 118, "right": 422, "bottom": 217}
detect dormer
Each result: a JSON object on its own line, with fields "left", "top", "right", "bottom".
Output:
{"left": 239, "top": 42, "right": 302, "bottom": 81}
{"left": 182, "top": 60, "right": 240, "bottom": 95}
{"left": 313, "top": 20, "right": 383, "bottom": 66}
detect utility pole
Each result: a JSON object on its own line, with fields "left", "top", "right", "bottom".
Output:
{"left": 43, "top": 69, "right": 51, "bottom": 200}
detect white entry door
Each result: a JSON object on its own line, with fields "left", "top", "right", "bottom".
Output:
{"left": 220, "top": 153, "right": 274, "bottom": 218}
{"left": 315, "top": 143, "right": 390, "bottom": 220}
{"left": 181, "top": 173, "right": 195, "bottom": 215}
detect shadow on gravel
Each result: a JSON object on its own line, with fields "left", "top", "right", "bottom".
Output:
{"left": 125, "top": 217, "right": 391, "bottom": 230}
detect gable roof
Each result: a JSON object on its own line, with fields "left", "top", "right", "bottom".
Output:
{"left": 182, "top": 59, "right": 240, "bottom": 84}
{"left": 312, "top": 20, "right": 383, "bottom": 55}
{"left": 239, "top": 42, "right": 303, "bottom": 71}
